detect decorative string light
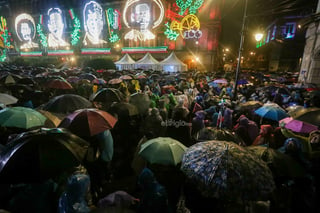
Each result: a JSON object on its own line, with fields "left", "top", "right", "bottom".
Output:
{"left": 189, "top": 0, "right": 204, "bottom": 14}
{"left": 106, "top": 8, "right": 121, "bottom": 43}
{"left": 176, "top": 0, "right": 193, "bottom": 15}
{"left": 69, "top": 9, "right": 81, "bottom": 46}
{"left": 164, "top": 22, "right": 179, "bottom": 40}
{"left": 0, "top": 17, "right": 11, "bottom": 62}
{"left": 37, "top": 23, "right": 48, "bottom": 48}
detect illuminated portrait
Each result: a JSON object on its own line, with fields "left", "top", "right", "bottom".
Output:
{"left": 123, "top": 0, "right": 164, "bottom": 41}
{"left": 15, "top": 13, "right": 39, "bottom": 49}
{"left": 47, "top": 8, "right": 70, "bottom": 48}
{"left": 83, "top": 1, "right": 107, "bottom": 46}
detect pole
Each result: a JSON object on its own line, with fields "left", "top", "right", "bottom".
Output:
{"left": 233, "top": 0, "right": 248, "bottom": 101}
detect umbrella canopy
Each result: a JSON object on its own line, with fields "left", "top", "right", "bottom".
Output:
{"left": 235, "top": 101, "right": 263, "bottom": 111}
{"left": 246, "top": 146, "right": 305, "bottom": 178}
{"left": 255, "top": 103, "right": 289, "bottom": 121}
{"left": 92, "top": 78, "right": 106, "bottom": 85}
{"left": 286, "top": 105, "right": 304, "bottom": 116}
{"left": 129, "top": 93, "right": 151, "bottom": 115}
{"left": 0, "top": 93, "right": 18, "bottom": 105}
{"left": 290, "top": 107, "right": 320, "bottom": 126}
{"left": 197, "top": 127, "right": 238, "bottom": 143}
{"left": 285, "top": 119, "right": 318, "bottom": 134}
{"left": 0, "top": 74, "right": 22, "bottom": 84}
{"left": 46, "top": 79, "right": 73, "bottom": 90}
{"left": 120, "top": 75, "right": 133, "bottom": 80}
{"left": 59, "top": 108, "right": 117, "bottom": 137}
{"left": 0, "top": 128, "right": 89, "bottom": 183}
{"left": 108, "top": 102, "right": 139, "bottom": 118}
{"left": 108, "top": 78, "right": 123, "bottom": 85}
{"left": 181, "top": 140, "right": 275, "bottom": 200}
{"left": 0, "top": 107, "right": 47, "bottom": 129}
{"left": 79, "top": 73, "right": 97, "bottom": 81}
{"left": 37, "top": 109, "right": 62, "bottom": 127}
{"left": 90, "top": 88, "right": 123, "bottom": 103}
{"left": 139, "top": 137, "right": 187, "bottom": 165}
{"left": 42, "top": 94, "right": 93, "bottom": 114}
{"left": 213, "top": 78, "right": 228, "bottom": 84}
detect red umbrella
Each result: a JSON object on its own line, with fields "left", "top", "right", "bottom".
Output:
{"left": 46, "top": 79, "right": 73, "bottom": 90}
{"left": 120, "top": 75, "right": 133, "bottom": 80}
{"left": 59, "top": 108, "right": 117, "bottom": 137}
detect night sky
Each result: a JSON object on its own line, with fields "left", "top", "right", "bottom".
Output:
{"left": 220, "top": 0, "right": 318, "bottom": 54}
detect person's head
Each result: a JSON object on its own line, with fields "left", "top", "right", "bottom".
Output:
{"left": 84, "top": 1, "right": 104, "bottom": 39}
{"left": 132, "top": 3, "right": 151, "bottom": 30}
{"left": 15, "top": 13, "right": 35, "bottom": 42}
{"left": 284, "top": 138, "right": 302, "bottom": 155}
{"left": 309, "top": 130, "right": 320, "bottom": 151}
{"left": 47, "top": 8, "right": 64, "bottom": 39}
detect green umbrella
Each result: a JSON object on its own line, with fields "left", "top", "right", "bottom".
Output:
{"left": 139, "top": 137, "right": 187, "bottom": 166}
{"left": 0, "top": 107, "right": 47, "bottom": 129}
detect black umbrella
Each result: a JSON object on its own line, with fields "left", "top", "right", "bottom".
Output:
{"left": 90, "top": 88, "right": 123, "bottom": 103}
{"left": 0, "top": 128, "right": 89, "bottom": 183}
{"left": 42, "top": 94, "right": 93, "bottom": 114}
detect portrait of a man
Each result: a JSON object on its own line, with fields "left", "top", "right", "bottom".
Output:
{"left": 83, "top": 1, "right": 107, "bottom": 46}
{"left": 15, "top": 13, "right": 39, "bottom": 49}
{"left": 47, "top": 8, "right": 70, "bottom": 48}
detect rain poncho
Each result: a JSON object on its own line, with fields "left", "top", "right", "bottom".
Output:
{"left": 58, "top": 174, "right": 91, "bottom": 213}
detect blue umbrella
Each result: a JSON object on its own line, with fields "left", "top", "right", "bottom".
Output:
{"left": 254, "top": 103, "right": 289, "bottom": 121}
{"left": 237, "top": 79, "right": 248, "bottom": 85}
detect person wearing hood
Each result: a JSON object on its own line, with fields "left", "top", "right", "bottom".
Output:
{"left": 137, "top": 168, "right": 170, "bottom": 213}
{"left": 252, "top": 125, "right": 276, "bottom": 148}
{"left": 191, "top": 110, "right": 206, "bottom": 139}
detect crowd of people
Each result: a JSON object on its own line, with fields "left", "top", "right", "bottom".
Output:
{"left": 0, "top": 63, "right": 320, "bottom": 213}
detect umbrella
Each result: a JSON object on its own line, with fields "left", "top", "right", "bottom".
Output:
{"left": 0, "top": 128, "right": 89, "bottom": 183}
{"left": 290, "top": 107, "right": 320, "bottom": 126}
{"left": 181, "top": 140, "right": 275, "bottom": 200}
{"left": 108, "top": 102, "right": 139, "bottom": 118}
{"left": 0, "top": 93, "right": 18, "bottom": 105}
{"left": 0, "top": 107, "right": 47, "bottom": 129}
{"left": 42, "top": 94, "right": 93, "bottom": 114}
{"left": 120, "top": 75, "right": 133, "bottom": 80}
{"left": 66, "top": 76, "right": 80, "bottom": 83}
{"left": 278, "top": 117, "right": 293, "bottom": 126}
{"left": 285, "top": 119, "right": 318, "bottom": 134}
{"left": 37, "top": 109, "right": 62, "bottom": 127}
{"left": 139, "top": 137, "right": 187, "bottom": 165}
{"left": 46, "top": 79, "right": 73, "bottom": 90}
{"left": 235, "top": 101, "right": 263, "bottom": 111}
{"left": 0, "top": 74, "right": 21, "bottom": 84}
{"left": 79, "top": 73, "right": 97, "bottom": 81}
{"left": 254, "top": 103, "right": 289, "bottom": 121}
{"left": 286, "top": 105, "right": 304, "bottom": 115}
{"left": 246, "top": 146, "right": 305, "bottom": 178}
{"left": 59, "top": 108, "right": 117, "bottom": 137}
{"left": 92, "top": 78, "right": 106, "bottom": 85}
{"left": 237, "top": 79, "right": 249, "bottom": 85}
{"left": 90, "top": 88, "right": 123, "bottom": 103}
{"left": 129, "top": 93, "right": 151, "bottom": 115}
{"left": 17, "top": 77, "right": 36, "bottom": 86}
{"left": 197, "top": 127, "right": 238, "bottom": 143}
{"left": 213, "top": 78, "right": 228, "bottom": 84}
{"left": 108, "top": 78, "right": 123, "bottom": 85}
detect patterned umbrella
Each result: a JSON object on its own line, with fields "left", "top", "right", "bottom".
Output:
{"left": 181, "top": 140, "right": 275, "bottom": 201}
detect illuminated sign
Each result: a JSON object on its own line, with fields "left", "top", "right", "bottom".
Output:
{"left": 15, "top": 13, "right": 39, "bottom": 49}
{"left": 106, "top": 8, "right": 121, "bottom": 43}
{"left": 69, "top": 9, "right": 81, "bottom": 46}
{"left": 122, "top": 46, "right": 167, "bottom": 53}
{"left": 47, "top": 8, "right": 70, "bottom": 48}
{"left": 0, "top": 16, "right": 11, "bottom": 62}
{"left": 83, "top": 1, "right": 107, "bottom": 46}
{"left": 164, "top": 0, "right": 203, "bottom": 41}
{"left": 81, "top": 48, "right": 111, "bottom": 54}
{"left": 123, "top": 0, "right": 164, "bottom": 41}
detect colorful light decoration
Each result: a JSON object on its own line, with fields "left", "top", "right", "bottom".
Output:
{"left": 164, "top": 0, "right": 203, "bottom": 41}
{"left": 48, "top": 49, "right": 74, "bottom": 56}
{"left": 69, "top": 9, "right": 81, "bottom": 46}
{"left": 15, "top": 13, "right": 39, "bottom": 49}
{"left": 81, "top": 48, "right": 111, "bottom": 54}
{"left": 106, "top": 8, "right": 121, "bottom": 43}
{"left": 37, "top": 15, "right": 48, "bottom": 48}
{"left": 20, "top": 51, "right": 42, "bottom": 57}
{"left": 0, "top": 16, "right": 11, "bottom": 62}
{"left": 122, "top": 46, "right": 167, "bottom": 53}
{"left": 123, "top": 0, "right": 164, "bottom": 41}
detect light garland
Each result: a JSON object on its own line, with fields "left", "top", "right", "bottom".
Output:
{"left": 37, "top": 15, "right": 48, "bottom": 48}
{"left": 164, "top": 22, "right": 179, "bottom": 40}
{"left": 106, "top": 8, "right": 121, "bottom": 43}
{"left": 0, "top": 17, "right": 11, "bottom": 62}
{"left": 176, "top": 0, "right": 193, "bottom": 15}
{"left": 69, "top": 9, "right": 81, "bottom": 46}
{"left": 189, "top": 0, "right": 204, "bottom": 14}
